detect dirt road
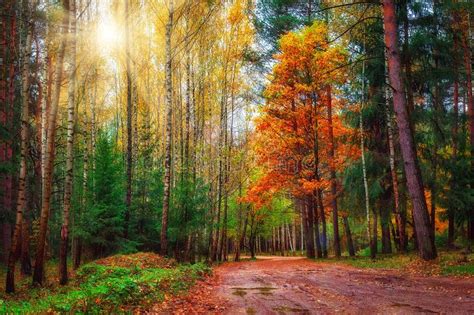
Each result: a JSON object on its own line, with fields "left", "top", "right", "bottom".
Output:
{"left": 157, "top": 256, "right": 474, "bottom": 314}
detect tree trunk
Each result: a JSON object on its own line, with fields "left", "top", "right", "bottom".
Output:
{"left": 291, "top": 221, "right": 297, "bottom": 255}
{"left": 311, "top": 93, "right": 327, "bottom": 258}
{"left": 5, "top": 12, "right": 33, "bottom": 292}
{"left": 459, "top": 10, "right": 474, "bottom": 242}
{"left": 342, "top": 215, "right": 355, "bottom": 257}
{"left": 0, "top": 0, "right": 16, "bottom": 268}
{"left": 326, "top": 86, "right": 341, "bottom": 257}
{"left": 385, "top": 68, "right": 406, "bottom": 252}
{"left": 402, "top": 0, "right": 415, "bottom": 116}
{"left": 234, "top": 183, "right": 243, "bottom": 261}
{"left": 59, "top": 0, "right": 76, "bottom": 285}
{"left": 300, "top": 215, "right": 304, "bottom": 254}
{"left": 448, "top": 30, "right": 459, "bottom": 248}
{"left": 317, "top": 189, "right": 328, "bottom": 257}
{"left": 303, "top": 199, "right": 315, "bottom": 259}
{"left": 33, "top": 0, "right": 70, "bottom": 285}
{"left": 371, "top": 208, "right": 378, "bottom": 259}
{"left": 312, "top": 197, "right": 322, "bottom": 258}
{"left": 380, "top": 206, "right": 392, "bottom": 254}
{"left": 161, "top": 2, "right": 173, "bottom": 256}
{"left": 361, "top": 55, "right": 372, "bottom": 258}
{"left": 73, "top": 122, "right": 88, "bottom": 270}
{"left": 124, "top": 0, "right": 133, "bottom": 240}
{"left": 383, "top": 0, "right": 436, "bottom": 260}
{"left": 20, "top": 220, "right": 31, "bottom": 275}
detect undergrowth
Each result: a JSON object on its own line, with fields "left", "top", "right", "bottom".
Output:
{"left": 337, "top": 250, "right": 474, "bottom": 276}
{"left": 0, "top": 256, "right": 210, "bottom": 313}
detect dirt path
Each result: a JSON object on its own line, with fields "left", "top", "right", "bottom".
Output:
{"left": 156, "top": 256, "right": 474, "bottom": 314}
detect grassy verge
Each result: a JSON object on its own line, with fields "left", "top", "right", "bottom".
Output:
{"left": 333, "top": 250, "right": 474, "bottom": 276}
{"left": 0, "top": 253, "right": 211, "bottom": 313}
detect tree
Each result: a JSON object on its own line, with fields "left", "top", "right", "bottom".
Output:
{"left": 33, "top": 0, "right": 70, "bottom": 285}
{"left": 246, "top": 21, "right": 356, "bottom": 258}
{"left": 161, "top": 0, "right": 174, "bottom": 256}
{"left": 59, "top": 0, "right": 77, "bottom": 285}
{"left": 124, "top": 0, "right": 133, "bottom": 240}
{"left": 5, "top": 0, "right": 35, "bottom": 293}
{"left": 79, "top": 132, "right": 125, "bottom": 257}
{"left": 382, "top": 0, "right": 436, "bottom": 260}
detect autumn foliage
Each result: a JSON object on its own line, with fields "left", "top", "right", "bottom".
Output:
{"left": 244, "top": 22, "right": 359, "bottom": 212}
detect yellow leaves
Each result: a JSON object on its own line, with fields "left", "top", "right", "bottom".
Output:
{"left": 228, "top": 0, "right": 244, "bottom": 25}
{"left": 270, "top": 21, "right": 348, "bottom": 99}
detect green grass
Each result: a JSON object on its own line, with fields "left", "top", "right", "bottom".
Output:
{"left": 339, "top": 254, "right": 414, "bottom": 270}
{"left": 442, "top": 264, "right": 474, "bottom": 276}
{"left": 333, "top": 251, "right": 474, "bottom": 276}
{"left": 0, "top": 260, "right": 210, "bottom": 313}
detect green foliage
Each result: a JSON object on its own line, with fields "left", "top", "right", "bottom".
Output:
{"left": 168, "top": 173, "right": 210, "bottom": 251}
{"left": 131, "top": 112, "right": 163, "bottom": 251}
{"left": 258, "top": 196, "right": 295, "bottom": 239}
{"left": 75, "top": 131, "right": 126, "bottom": 257}
{"left": 0, "top": 261, "right": 211, "bottom": 313}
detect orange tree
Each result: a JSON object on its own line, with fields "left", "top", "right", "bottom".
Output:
{"left": 244, "top": 21, "right": 359, "bottom": 258}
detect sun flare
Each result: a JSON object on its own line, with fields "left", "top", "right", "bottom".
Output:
{"left": 96, "top": 17, "right": 123, "bottom": 50}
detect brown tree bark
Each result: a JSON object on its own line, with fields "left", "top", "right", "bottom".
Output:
{"left": 371, "top": 207, "right": 378, "bottom": 259}
{"left": 380, "top": 206, "right": 392, "bottom": 254}
{"left": 317, "top": 189, "right": 328, "bottom": 257}
{"left": 342, "top": 215, "right": 355, "bottom": 257}
{"left": 326, "top": 86, "right": 341, "bottom": 258}
{"left": 5, "top": 7, "right": 33, "bottom": 291}
{"left": 311, "top": 196, "right": 322, "bottom": 258}
{"left": 20, "top": 220, "right": 31, "bottom": 275}
{"left": 385, "top": 69, "right": 406, "bottom": 252}
{"left": 383, "top": 0, "right": 436, "bottom": 260}
{"left": 311, "top": 92, "right": 327, "bottom": 258}
{"left": 458, "top": 9, "right": 474, "bottom": 241}
{"left": 0, "top": 0, "right": 16, "bottom": 267}
{"left": 448, "top": 24, "right": 460, "bottom": 247}
{"left": 33, "top": 0, "right": 70, "bottom": 285}
{"left": 303, "top": 198, "right": 315, "bottom": 259}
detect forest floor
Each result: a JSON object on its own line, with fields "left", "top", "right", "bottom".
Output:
{"left": 155, "top": 255, "right": 474, "bottom": 314}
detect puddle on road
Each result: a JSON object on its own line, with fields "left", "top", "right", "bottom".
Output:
{"left": 391, "top": 302, "right": 437, "bottom": 313}
{"left": 233, "top": 288, "right": 248, "bottom": 297}
{"left": 246, "top": 307, "right": 256, "bottom": 314}
{"left": 273, "top": 305, "right": 310, "bottom": 314}
{"left": 231, "top": 286, "right": 277, "bottom": 297}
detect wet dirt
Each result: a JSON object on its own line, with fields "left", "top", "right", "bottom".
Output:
{"left": 154, "top": 256, "right": 474, "bottom": 314}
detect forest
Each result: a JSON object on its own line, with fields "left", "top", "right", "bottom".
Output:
{"left": 0, "top": 0, "right": 473, "bottom": 313}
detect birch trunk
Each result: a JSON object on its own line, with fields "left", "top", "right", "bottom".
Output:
{"left": 161, "top": 1, "right": 174, "bottom": 256}
{"left": 361, "top": 56, "right": 372, "bottom": 258}
{"left": 59, "top": 0, "right": 77, "bottom": 285}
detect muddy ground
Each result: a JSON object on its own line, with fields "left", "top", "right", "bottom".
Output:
{"left": 154, "top": 256, "right": 474, "bottom": 314}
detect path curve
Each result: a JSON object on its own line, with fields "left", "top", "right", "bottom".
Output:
{"left": 156, "top": 256, "right": 474, "bottom": 314}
